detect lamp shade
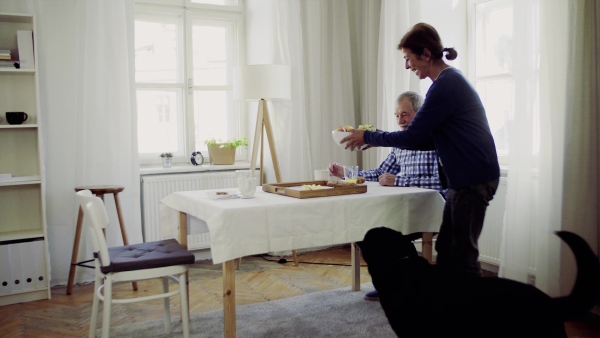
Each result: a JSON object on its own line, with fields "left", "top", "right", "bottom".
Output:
{"left": 233, "top": 64, "right": 291, "bottom": 101}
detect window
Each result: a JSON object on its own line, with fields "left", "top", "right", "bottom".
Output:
{"left": 469, "top": 0, "right": 514, "bottom": 160}
{"left": 135, "top": 1, "right": 244, "bottom": 164}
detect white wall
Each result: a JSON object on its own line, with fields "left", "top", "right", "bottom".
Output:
{"left": 414, "top": 0, "right": 468, "bottom": 93}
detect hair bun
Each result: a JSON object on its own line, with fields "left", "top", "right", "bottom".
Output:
{"left": 444, "top": 47, "right": 458, "bottom": 61}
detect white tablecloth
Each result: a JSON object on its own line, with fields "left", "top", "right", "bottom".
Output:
{"left": 160, "top": 182, "right": 445, "bottom": 264}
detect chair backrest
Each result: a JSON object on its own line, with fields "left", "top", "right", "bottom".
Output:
{"left": 76, "top": 190, "right": 111, "bottom": 267}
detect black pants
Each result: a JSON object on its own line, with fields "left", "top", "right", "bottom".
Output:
{"left": 435, "top": 178, "right": 499, "bottom": 276}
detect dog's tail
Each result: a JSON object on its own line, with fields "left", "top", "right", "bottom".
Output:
{"left": 553, "top": 231, "right": 600, "bottom": 321}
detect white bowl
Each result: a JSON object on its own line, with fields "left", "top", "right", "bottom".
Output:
{"left": 331, "top": 130, "right": 368, "bottom": 151}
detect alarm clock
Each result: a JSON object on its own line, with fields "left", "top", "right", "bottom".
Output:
{"left": 190, "top": 151, "right": 204, "bottom": 165}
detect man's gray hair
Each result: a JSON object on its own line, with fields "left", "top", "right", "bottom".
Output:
{"left": 397, "top": 91, "right": 423, "bottom": 112}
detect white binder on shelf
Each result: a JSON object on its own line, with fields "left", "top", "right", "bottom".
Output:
{"left": 31, "top": 240, "right": 47, "bottom": 290}
{"left": 17, "top": 30, "right": 34, "bottom": 70}
{"left": 0, "top": 244, "right": 12, "bottom": 295}
{"left": 8, "top": 243, "right": 24, "bottom": 293}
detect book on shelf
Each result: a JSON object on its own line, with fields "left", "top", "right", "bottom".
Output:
{"left": 17, "top": 30, "right": 34, "bottom": 70}
{"left": 0, "top": 60, "right": 19, "bottom": 68}
{"left": 0, "top": 48, "right": 12, "bottom": 61}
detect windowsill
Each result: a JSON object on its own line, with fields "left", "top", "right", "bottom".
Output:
{"left": 140, "top": 162, "right": 254, "bottom": 175}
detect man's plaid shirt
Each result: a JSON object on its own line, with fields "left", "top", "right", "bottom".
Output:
{"left": 359, "top": 148, "right": 444, "bottom": 194}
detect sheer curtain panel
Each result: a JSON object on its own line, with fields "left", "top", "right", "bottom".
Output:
{"left": 30, "top": 0, "right": 141, "bottom": 285}
{"left": 500, "top": 0, "right": 599, "bottom": 301}
{"left": 559, "top": 0, "right": 599, "bottom": 298}
{"left": 246, "top": 0, "right": 381, "bottom": 182}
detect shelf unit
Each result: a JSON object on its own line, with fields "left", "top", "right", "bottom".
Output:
{"left": 0, "top": 12, "right": 50, "bottom": 306}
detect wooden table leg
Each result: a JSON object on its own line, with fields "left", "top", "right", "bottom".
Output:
{"left": 351, "top": 242, "right": 360, "bottom": 291}
{"left": 178, "top": 211, "right": 190, "bottom": 317}
{"left": 223, "top": 260, "right": 236, "bottom": 338}
{"left": 113, "top": 192, "right": 137, "bottom": 291}
{"left": 292, "top": 250, "right": 299, "bottom": 267}
{"left": 66, "top": 206, "right": 84, "bottom": 295}
{"left": 422, "top": 232, "right": 433, "bottom": 264}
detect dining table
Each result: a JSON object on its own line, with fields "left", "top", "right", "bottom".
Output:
{"left": 160, "top": 181, "right": 445, "bottom": 338}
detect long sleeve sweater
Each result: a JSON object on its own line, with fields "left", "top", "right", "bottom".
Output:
{"left": 364, "top": 68, "right": 499, "bottom": 189}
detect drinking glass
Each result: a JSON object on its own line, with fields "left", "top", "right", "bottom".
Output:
{"left": 236, "top": 170, "right": 258, "bottom": 198}
{"left": 343, "top": 165, "right": 359, "bottom": 184}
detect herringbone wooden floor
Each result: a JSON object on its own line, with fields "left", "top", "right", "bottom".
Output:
{"left": 0, "top": 245, "right": 598, "bottom": 337}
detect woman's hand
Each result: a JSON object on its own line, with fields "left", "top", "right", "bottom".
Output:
{"left": 341, "top": 129, "right": 367, "bottom": 151}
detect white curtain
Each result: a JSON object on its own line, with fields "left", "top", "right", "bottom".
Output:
{"left": 29, "top": 0, "right": 141, "bottom": 285}
{"left": 246, "top": 0, "right": 381, "bottom": 183}
{"left": 530, "top": 0, "right": 569, "bottom": 297}
{"left": 559, "top": 0, "right": 599, "bottom": 297}
{"left": 500, "top": 0, "right": 599, "bottom": 299}
{"left": 375, "top": 0, "right": 414, "bottom": 166}
{"left": 499, "top": 0, "right": 548, "bottom": 283}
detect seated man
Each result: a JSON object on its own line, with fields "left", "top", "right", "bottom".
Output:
{"left": 329, "top": 91, "right": 445, "bottom": 301}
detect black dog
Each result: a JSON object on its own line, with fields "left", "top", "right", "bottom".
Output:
{"left": 359, "top": 228, "right": 600, "bottom": 337}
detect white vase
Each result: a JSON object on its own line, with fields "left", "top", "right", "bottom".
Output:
{"left": 161, "top": 157, "right": 172, "bottom": 168}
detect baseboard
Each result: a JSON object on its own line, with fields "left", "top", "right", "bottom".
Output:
{"left": 480, "top": 261, "right": 499, "bottom": 274}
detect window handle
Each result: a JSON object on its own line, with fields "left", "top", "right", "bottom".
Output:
{"left": 188, "top": 78, "right": 193, "bottom": 95}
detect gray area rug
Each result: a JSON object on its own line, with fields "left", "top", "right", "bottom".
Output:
{"left": 109, "top": 283, "right": 396, "bottom": 337}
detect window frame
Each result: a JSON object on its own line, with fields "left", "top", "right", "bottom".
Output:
{"left": 135, "top": 0, "right": 246, "bottom": 166}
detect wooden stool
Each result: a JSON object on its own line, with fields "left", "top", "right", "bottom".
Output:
{"left": 66, "top": 185, "right": 138, "bottom": 295}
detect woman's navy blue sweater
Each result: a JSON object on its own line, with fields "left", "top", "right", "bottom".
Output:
{"left": 364, "top": 68, "right": 499, "bottom": 189}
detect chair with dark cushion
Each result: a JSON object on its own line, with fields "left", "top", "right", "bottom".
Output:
{"left": 76, "top": 190, "right": 195, "bottom": 338}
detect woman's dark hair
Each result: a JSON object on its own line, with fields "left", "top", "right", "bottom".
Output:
{"left": 398, "top": 23, "right": 457, "bottom": 61}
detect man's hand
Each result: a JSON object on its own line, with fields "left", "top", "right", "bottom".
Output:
{"left": 378, "top": 173, "right": 396, "bottom": 186}
{"left": 341, "top": 129, "right": 367, "bottom": 151}
{"left": 328, "top": 163, "right": 344, "bottom": 178}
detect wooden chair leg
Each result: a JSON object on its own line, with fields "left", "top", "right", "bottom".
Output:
{"left": 67, "top": 207, "right": 84, "bottom": 295}
{"left": 101, "top": 276, "right": 112, "bottom": 338}
{"left": 112, "top": 192, "right": 138, "bottom": 291}
{"left": 162, "top": 277, "right": 172, "bottom": 333}
{"left": 292, "top": 250, "right": 299, "bottom": 266}
{"left": 88, "top": 272, "right": 101, "bottom": 338}
{"left": 179, "top": 271, "right": 191, "bottom": 338}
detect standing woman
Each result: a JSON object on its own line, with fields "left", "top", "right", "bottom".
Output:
{"left": 344, "top": 23, "right": 500, "bottom": 277}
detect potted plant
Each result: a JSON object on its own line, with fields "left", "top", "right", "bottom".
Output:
{"left": 159, "top": 152, "right": 173, "bottom": 168}
{"left": 204, "top": 137, "right": 248, "bottom": 165}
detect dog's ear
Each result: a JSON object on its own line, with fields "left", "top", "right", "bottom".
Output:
{"left": 405, "top": 232, "right": 423, "bottom": 242}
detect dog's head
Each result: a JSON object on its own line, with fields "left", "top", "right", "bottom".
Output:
{"left": 361, "top": 228, "right": 423, "bottom": 263}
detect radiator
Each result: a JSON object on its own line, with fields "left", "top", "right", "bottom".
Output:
{"left": 478, "top": 177, "right": 508, "bottom": 266}
{"left": 141, "top": 171, "right": 238, "bottom": 248}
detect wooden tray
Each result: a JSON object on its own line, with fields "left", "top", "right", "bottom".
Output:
{"left": 262, "top": 180, "right": 367, "bottom": 199}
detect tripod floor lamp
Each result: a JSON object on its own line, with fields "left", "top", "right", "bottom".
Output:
{"left": 233, "top": 64, "right": 291, "bottom": 185}
{"left": 234, "top": 64, "right": 298, "bottom": 267}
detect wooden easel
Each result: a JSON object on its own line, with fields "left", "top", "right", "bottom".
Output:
{"left": 238, "top": 98, "right": 298, "bottom": 268}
